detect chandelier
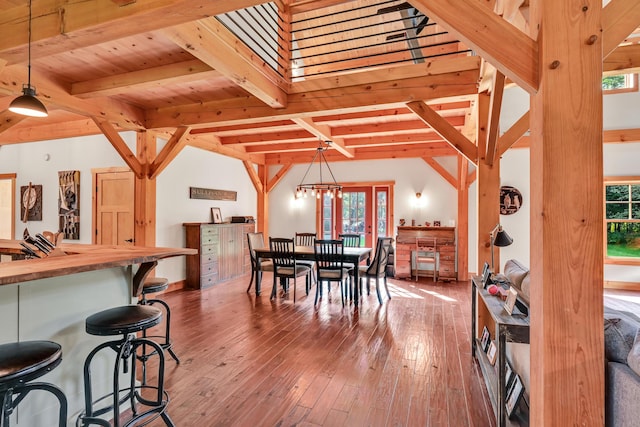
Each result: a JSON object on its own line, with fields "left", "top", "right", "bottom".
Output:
{"left": 295, "top": 141, "right": 343, "bottom": 199}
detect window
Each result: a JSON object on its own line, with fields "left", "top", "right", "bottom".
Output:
{"left": 603, "top": 74, "right": 638, "bottom": 94}
{"left": 605, "top": 179, "right": 640, "bottom": 260}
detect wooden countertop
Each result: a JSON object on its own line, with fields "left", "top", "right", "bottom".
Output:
{"left": 0, "top": 240, "right": 196, "bottom": 288}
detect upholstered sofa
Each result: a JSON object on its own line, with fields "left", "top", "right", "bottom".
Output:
{"left": 501, "top": 259, "right": 640, "bottom": 426}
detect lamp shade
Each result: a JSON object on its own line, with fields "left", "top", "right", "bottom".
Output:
{"left": 493, "top": 228, "right": 513, "bottom": 247}
{"left": 9, "top": 86, "right": 48, "bottom": 118}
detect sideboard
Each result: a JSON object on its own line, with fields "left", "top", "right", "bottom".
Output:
{"left": 395, "top": 226, "right": 457, "bottom": 281}
{"left": 183, "top": 222, "right": 254, "bottom": 289}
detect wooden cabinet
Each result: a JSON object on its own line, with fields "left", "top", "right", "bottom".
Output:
{"left": 394, "top": 226, "right": 456, "bottom": 280}
{"left": 471, "top": 276, "right": 529, "bottom": 426}
{"left": 183, "top": 222, "right": 254, "bottom": 289}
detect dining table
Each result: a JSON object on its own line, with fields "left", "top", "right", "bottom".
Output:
{"left": 253, "top": 245, "right": 372, "bottom": 307}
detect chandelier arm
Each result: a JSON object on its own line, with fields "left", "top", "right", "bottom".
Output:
{"left": 319, "top": 149, "right": 340, "bottom": 185}
{"left": 297, "top": 147, "right": 321, "bottom": 186}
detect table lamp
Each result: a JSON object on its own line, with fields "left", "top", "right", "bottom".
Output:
{"left": 490, "top": 224, "right": 513, "bottom": 271}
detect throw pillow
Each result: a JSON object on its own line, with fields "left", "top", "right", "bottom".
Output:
{"left": 628, "top": 329, "right": 640, "bottom": 376}
{"left": 604, "top": 312, "right": 639, "bottom": 363}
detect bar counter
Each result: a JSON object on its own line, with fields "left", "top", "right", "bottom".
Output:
{"left": 0, "top": 240, "right": 196, "bottom": 426}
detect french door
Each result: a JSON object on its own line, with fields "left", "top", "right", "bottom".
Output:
{"left": 319, "top": 184, "right": 391, "bottom": 248}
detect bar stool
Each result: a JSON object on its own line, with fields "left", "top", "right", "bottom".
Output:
{"left": 138, "top": 277, "right": 179, "bottom": 376}
{"left": 0, "top": 340, "right": 67, "bottom": 426}
{"left": 78, "top": 305, "right": 174, "bottom": 427}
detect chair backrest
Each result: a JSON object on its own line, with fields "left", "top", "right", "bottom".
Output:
{"left": 367, "top": 237, "right": 393, "bottom": 276}
{"left": 416, "top": 237, "right": 437, "bottom": 256}
{"left": 314, "top": 239, "right": 347, "bottom": 281}
{"left": 247, "top": 232, "right": 265, "bottom": 266}
{"left": 295, "top": 232, "right": 316, "bottom": 247}
{"left": 339, "top": 233, "right": 362, "bottom": 248}
{"left": 269, "top": 237, "right": 296, "bottom": 268}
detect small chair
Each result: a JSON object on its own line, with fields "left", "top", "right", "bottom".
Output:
{"left": 138, "top": 276, "right": 179, "bottom": 385}
{"left": 314, "top": 239, "right": 353, "bottom": 306}
{"left": 358, "top": 237, "right": 393, "bottom": 304}
{"left": 415, "top": 237, "right": 438, "bottom": 282}
{"left": 79, "top": 305, "right": 174, "bottom": 427}
{"left": 295, "top": 232, "right": 317, "bottom": 287}
{"left": 246, "top": 232, "right": 274, "bottom": 295}
{"left": 339, "top": 233, "right": 362, "bottom": 248}
{"left": 270, "top": 237, "right": 312, "bottom": 303}
{"left": 0, "top": 341, "right": 67, "bottom": 426}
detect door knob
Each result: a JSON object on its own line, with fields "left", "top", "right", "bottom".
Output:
{"left": 124, "top": 238, "right": 134, "bottom": 243}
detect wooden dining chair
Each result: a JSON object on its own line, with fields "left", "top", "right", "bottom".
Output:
{"left": 339, "top": 233, "right": 362, "bottom": 248}
{"left": 358, "top": 237, "right": 393, "bottom": 304}
{"left": 295, "top": 232, "right": 317, "bottom": 287}
{"left": 313, "top": 239, "right": 353, "bottom": 306}
{"left": 246, "top": 232, "right": 273, "bottom": 294}
{"left": 415, "top": 237, "right": 437, "bottom": 282}
{"left": 269, "top": 237, "right": 311, "bottom": 303}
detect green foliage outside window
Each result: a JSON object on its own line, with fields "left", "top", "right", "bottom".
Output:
{"left": 605, "top": 183, "right": 640, "bottom": 258}
{"left": 602, "top": 75, "right": 629, "bottom": 90}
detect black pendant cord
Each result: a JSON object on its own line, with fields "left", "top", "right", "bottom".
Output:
{"left": 27, "top": 0, "right": 33, "bottom": 89}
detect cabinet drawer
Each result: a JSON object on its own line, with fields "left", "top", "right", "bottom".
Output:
{"left": 395, "top": 252, "right": 411, "bottom": 261}
{"left": 200, "top": 272, "right": 218, "bottom": 288}
{"left": 201, "top": 252, "right": 218, "bottom": 265}
{"left": 201, "top": 244, "right": 219, "bottom": 256}
{"left": 201, "top": 232, "right": 219, "bottom": 246}
{"left": 201, "top": 260, "right": 218, "bottom": 276}
{"left": 439, "top": 254, "right": 455, "bottom": 262}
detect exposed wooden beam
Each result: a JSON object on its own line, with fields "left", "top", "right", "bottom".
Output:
{"left": 243, "top": 160, "right": 263, "bottom": 194}
{"left": 0, "top": 0, "right": 269, "bottom": 63}
{"left": 147, "top": 69, "right": 480, "bottom": 128}
{"left": 148, "top": 126, "right": 191, "bottom": 179}
{"left": 72, "top": 60, "right": 218, "bottom": 98}
{"left": 221, "top": 130, "right": 316, "bottom": 146}
{"left": 185, "top": 134, "right": 265, "bottom": 164}
{"left": 292, "top": 118, "right": 354, "bottom": 158}
{"left": 457, "top": 154, "right": 469, "bottom": 281}
{"left": 164, "top": 18, "right": 287, "bottom": 108}
{"left": 92, "top": 117, "right": 144, "bottom": 178}
{"left": 422, "top": 157, "right": 457, "bottom": 188}
{"left": 289, "top": 0, "right": 356, "bottom": 14}
{"left": 267, "top": 163, "right": 292, "bottom": 192}
{"left": 332, "top": 117, "right": 465, "bottom": 138}
{"left": 602, "top": 0, "right": 640, "bottom": 58}
{"left": 508, "top": 127, "right": 640, "bottom": 148}
{"left": 485, "top": 70, "right": 506, "bottom": 166}
{"left": 411, "top": 0, "right": 538, "bottom": 94}
{"left": 0, "top": 112, "right": 27, "bottom": 136}
{"left": 604, "top": 44, "right": 640, "bottom": 74}
{"left": 498, "top": 111, "right": 529, "bottom": 157}
{"left": 406, "top": 101, "right": 478, "bottom": 164}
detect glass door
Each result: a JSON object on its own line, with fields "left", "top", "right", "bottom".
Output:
{"left": 337, "top": 187, "right": 372, "bottom": 247}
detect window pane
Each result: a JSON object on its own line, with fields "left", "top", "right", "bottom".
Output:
{"left": 606, "top": 184, "right": 629, "bottom": 201}
{"left": 322, "top": 193, "right": 332, "bottom": 239}
{"left": 606, "top": 203, "right": 629, "bottom": 219}
{"left": 607, "top": 221, "right": 640, "bottom": 258}
{"left": 633, "top": 203, "right": 640, "bottom": 220}
{"left": 632, "top": 185, "right": 640, "bottom": 202}
{"left": 377, "top": 191, "right": 387, "bottom": 236}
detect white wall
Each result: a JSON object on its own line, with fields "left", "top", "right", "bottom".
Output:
{"left": 467, "top": 86, "right": 640, "bottom": 281}
{"left": 268, "top": 157, "right": 459, "bottom": 239}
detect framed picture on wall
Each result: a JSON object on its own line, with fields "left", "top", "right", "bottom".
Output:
{"left": 211, "top": 207, "right": 223, "bottom": 224}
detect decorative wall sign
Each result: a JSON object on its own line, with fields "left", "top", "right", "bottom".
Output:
{"left": 189, "top": 187, "right": 237, "bottom": 201}
{"left": 20, "top": 184, "right": 42, "bottom": 221}
{"left": 58, "top": 170, "right": 80, "bottom": 240}
{"left": 500, "top": 186, "right": 523, "bottom": 215}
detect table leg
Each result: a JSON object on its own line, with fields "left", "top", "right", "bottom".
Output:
{"left": 353, "top": 266, "right": 359, "bottom": 308}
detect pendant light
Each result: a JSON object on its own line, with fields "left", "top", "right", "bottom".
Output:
{"left": 295, "top": 141, "right": 343, "bottom": 200}
{"left": 9, "top": 0, "right": 48, "bottom": 118}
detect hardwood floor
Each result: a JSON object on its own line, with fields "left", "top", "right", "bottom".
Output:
{"left": 140, "top": 274, "right": 495, "bottom": 427}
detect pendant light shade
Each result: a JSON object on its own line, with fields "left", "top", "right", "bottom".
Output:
{"left": 10, "top": 0, "right": 48, "bottom": 118}
{"left": 9, "top": 85, "right": 48, "bottom": 117}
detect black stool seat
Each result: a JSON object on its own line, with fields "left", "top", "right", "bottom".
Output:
{"left": 142, "top": 277, "right": 169, "bottom": 295}
{"left": 86, "top": 305, "right": 162, "bottom": 336}
{"left": 0, "top": 341, "right": 67, "bottom": 427}
{"left": 0, "top": 341, "right": 62, "bottom": 387}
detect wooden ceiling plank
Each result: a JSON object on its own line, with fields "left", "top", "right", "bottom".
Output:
{"left": 411, "top": 0, "right": 538, "bottom": 94}
{"left": 164, "top": 18, "right": 287, "bottom": 108}
{"left": 71, "top": 60, "right": 217, "bottom": 98}
{"left": 345, "top": 134, "right": 447, "bottom": 147}
{"left": 498, "top": 110, "right": 529, "bottom": 157}
{"left": 0, "top": 0, "right": 270, "bottom": 62}
{"left": 602, "top": 0, "right": 640, "bottom": 58}
{"left": 485, "top": 70, "right": 506, "bottom": 166}
{"left": 267, "top": 163, "right": 292, "bottom": 193}
{"left": 289, "top": 0, "right": 356, "bottom": 14}
{"left": 92, "top": 117, "right": 144, "bottom": 178}
{"left": 292, "top": 117, "right": 354, "bottom": 158}
{"left": 184, "top": 133, "right": 266, "bottom": 164}
{"left": 422, "top": 157, "right": 458, "bottom": 188}
{"left": 604, "top": 44, "right": 640, "bottom": 74}
{"left": 220, "top": 130, "right": 316, "bottom": 145}
{"left": 147, "top": 69, "right": 480, "bottom": 128}
{"left": 149, "top": 126, "right": 191, "bottom": 179}
{"left": 0, "top": 118, "right": 99, "bottom": 144}
{"left": 332, "top": 117, "right": 464, "bottom": 138}
{"left": 243, "top": 160, "right": 264, "bottom": 193}
{"left": 407, "top": 100, "right": 478, "bottom": 164}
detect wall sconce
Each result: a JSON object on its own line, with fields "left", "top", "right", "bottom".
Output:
{"left": 490, "top": 224, "right": 513, "bottom": 271}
